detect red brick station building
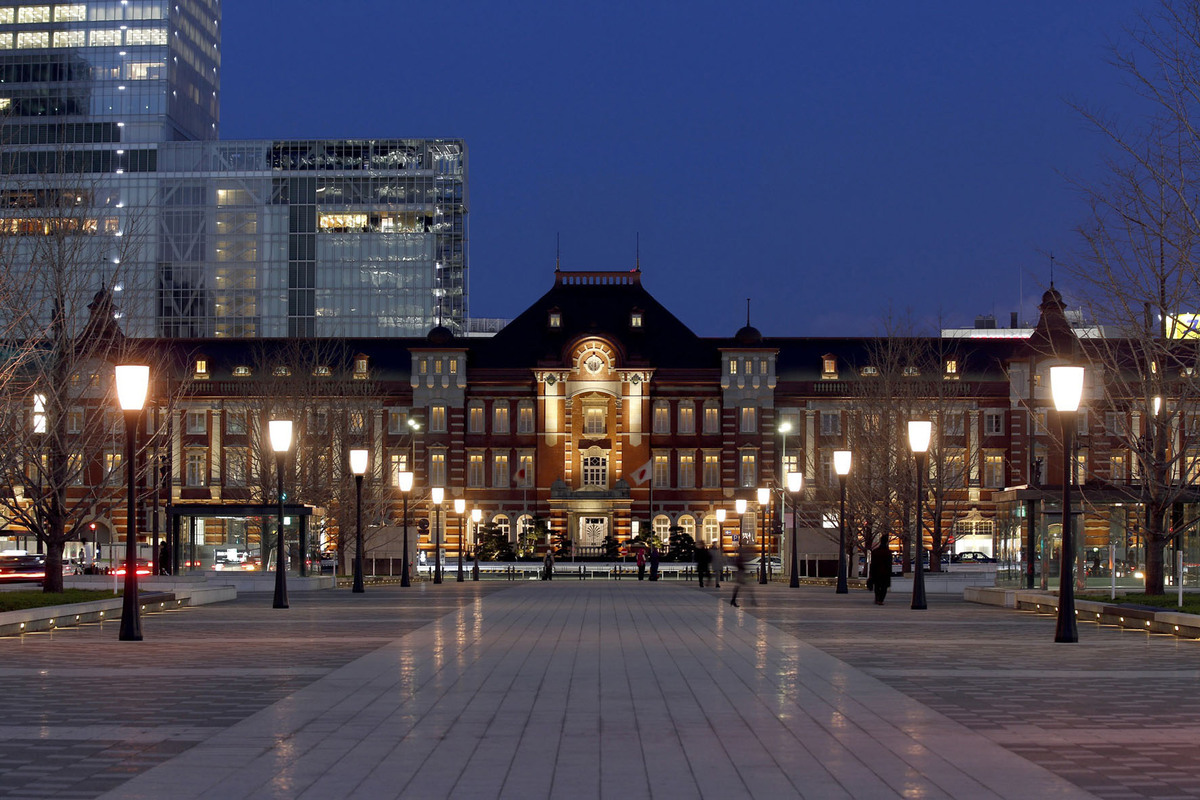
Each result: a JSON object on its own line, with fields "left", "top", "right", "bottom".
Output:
{"left": 9, "top": 269, "right": 1186, "bottom": 587}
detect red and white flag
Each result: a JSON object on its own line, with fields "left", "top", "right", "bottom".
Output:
{"left": 627, "top": 459, "right": 653, "bottom": 486}
{"left": 512, "top": 465, "right": 528, "bottom": 485}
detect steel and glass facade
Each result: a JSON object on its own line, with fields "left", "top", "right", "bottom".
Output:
{"left": 0, "top": 1, "right": 469, "bottom": 339}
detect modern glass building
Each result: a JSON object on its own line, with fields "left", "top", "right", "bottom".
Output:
{"left": 0, "top": 1, "right": 468, "bottom": 338}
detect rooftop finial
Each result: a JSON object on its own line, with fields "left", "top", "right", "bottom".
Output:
{"left": 555, "top": 233, "right": 560, "bottom": 272}
{"left": 746, "top": 298, "right": 751, "bottom": 327}
{"left": 1049, "top": 252, "right": 1055, "bottom": 288}
{"left": 634, "top": 232, "right": 640, "bottom": 273}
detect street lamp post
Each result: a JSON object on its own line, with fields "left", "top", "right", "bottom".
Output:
{"left": 399, "top": 471, "right": 414, "bottom": 587}
{"left": 715, "top": 507, "right": 726, "bottom": 582}
{"left": 472, "top": 508, "right": 482, "bottom": 580}
{"left": 787, "top": 471, "right": 803, "bottom": 588}
{"left": 115, "top": 364, "right": 149, "bottom": 641}
{"left": 778, "top": 420, "right": 793, "bottom": 577}
{"left": 349, "top": 449, "right": 368, "bottom": 594}
{"left": 1051, "top": 365, "right": 1085, "bottom": 643}
{"left": 908, "top": 420, "right": 931, "bottom": 610}
{"left": 431, "top": 487, "right": 444, "bottom": 584}
{"left": 269, "top": 419, "right": 293, "bottom": 609}
{"left": 454, "top": 498, "right": 466, "bottom": 582}
{"left": 834, "top": 450, "right": 852, "bottom": 594}
{"left": 757, "top": 487, "right": 770, "bottom": 584}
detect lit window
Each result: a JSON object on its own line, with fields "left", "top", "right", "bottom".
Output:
{"left": 429, "top": 452, "right": 446, "bottom": 486}
{"left": 389, "top": 453, "right": 409, "bottom": 486}
{"left": 348, "top": 410, "right": 366, "bottom": 435}
{"left": 729, "top": 359, "right": 738, "bottom": 376}
{"left": 52, "top": 30, "right": 84, "bottom": 47}
{"left": 54, "top": 5, "right": 85, "bottom": 22}
{"left": 0, "top": 34, "right": 12, "bottom": 49}
{"left": 273, "top": 365, "right": 291, "bottom": 377}
{"left": 945, "top": 359, "right": 958, "bottom": 377}
{"left": 318, "top": 213, "right": 368, "bottom": 232}
{"left": 630, "top": 311, "right": 643, "bottom": 328}
{"left": 822, "top": 356, "right": 837, "bottom": 377}
{"left": 492, "top": 453, "right": 509, "bottom": 487}
{"left": 582, "top": 455, "right": 607, "bottom": 487}
{"left": 518, "top": 404, "right": 535, "bottom": 434}
{"left": 653, "top": 402, "right": 670, "bottom": 434}
{"left": 449, "top": 359, "right": 457, "bottom": 375}
{"left": 740, "top": 453, "right": 756, "bottom": 487}
{"left": 760, "top": 359, "right": 768, "bottom": 375}
{"left": 313, "top": 365, "right": 331, "bottom": 377}
{"left": 419, "top": 359, "right": 428, "bottom": 375}
{"left": 983, "top": 453, "right": 1004, "bottom": 488}
{"left": 703, "top": 453, "right": 720, "bottom": 487}
{"left": 232, "top": 365, "right": 251, "bottom": 377}
{"left": 467, "top": 453, "right": 485, "bottom": 487}
{"left": 17, "top": 32, "right": 49, "bottom": 48}
{"left": 430, "top": 404, "right": 447, "bottom": 433}
{"left": 740, "top": 406, "right": 757, "bottom": 433}
{"left": 468, "top": 405, "right": 484, "bottom": 434}
{"left": 653, "top": 455, "right": 670, "bottom": 488}
{"left": 517, "top": 454, "right": 534, "bottom": 487}
{"left": 678, "top": 453, "right": 695, "bottom": 488}
{"left": 0, "top": 9, "right": 12, "bottom": 24}
{"left": 434, "top": 359, "right": 443, "bottom": 375}
{"left": 185, "top": 450, "right": 206, "bottom": 487}
{"left": 493, "top": 403, "right": 509, "bottom": 434}
{"left": 548, "top": 311, "right": 561, "bottom": 328}
{"left": 703, "top": 404, "right": 720, "bottom": 434}
{"left": 584, "top": 406, "right": 605, "bottom": 435}
{"left": 186, "top": 410, "right": 206, "bottom": 435}
{"left": 89, "top": 29, "right": 121, "bottom": 47}
{"left": 17, "top": 7, "right": 50, "bottom": 24}
{"left": 226, "top": 450, "right": 248, "bottom": 487}
{"left": 678, "top": 404, "right": 695, "bottom": 434}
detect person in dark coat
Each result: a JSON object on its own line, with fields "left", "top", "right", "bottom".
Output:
{"left": 636, "top": 548, "right": 646, "bottom": 580}
{"left": 543, "top": 550, "right": 554, "bottom": 580}
{"left": 158, "top": 539, "right": 171, "bottom": 576}
{"left": 695, "top": 542, "right": 712, "bottom": 587}
{"left": 649, "top": 547, "right": 660, "bottom": 581}
{"left": 867, "top": 544, "right": 892, "bottom": 605}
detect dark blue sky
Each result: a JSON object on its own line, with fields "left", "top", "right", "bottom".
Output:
{"left": 222, "top": 1, "right": 1142, "bottom": 337}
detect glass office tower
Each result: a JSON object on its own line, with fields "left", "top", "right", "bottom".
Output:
{"left": 0, "top": 1, "right": 469, "bottom": 338}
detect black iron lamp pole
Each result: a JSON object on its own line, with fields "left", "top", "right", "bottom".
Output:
{"left": 350, "top": 449, "right": 368, "bottom": 594}
{"left": 834, "top": 450, "right": 851, "bottom": 594}
{"left": 115, "top": 365, "right": 149, "bottom": 642}
{"left": 909, "top": 420, "right": 930, "bottom": 610}
{"left": 399, "top": 471, "right": 413, "bottom": 587}
{"left": 269, "top": 419, "right": 293, "bottom": 609}
{"left": 1051, "top": 365, "right": 1085, "bottom": 643}
{"left": 757, "top": 487, "right": 770, "bottom": 584}
{"left": 432, "top": 487, "right": 444, "bottom": 584}
{"left": 472, "top": 508, "right": 481, "bottom": 581}
{"left": 455, "top": 498, "right": 466, "bottom": 582}
{"left": 787, "top": 472, "right": 803, "bottom": 588}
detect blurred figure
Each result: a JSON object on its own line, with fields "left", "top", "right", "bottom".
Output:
{"left": 637, "top": 547, "right": 646, "bottom": 580}
{"left": 695, "top": 541, "right": 712, "bottom": 587}
{"left": 729, "top": 540, "right": 755, "bottom": 607}
{"left": 710, "top": 542, "right": 723, "bottom": 588}
{"left": 649, "top": 547, "right": 660, "bottom": 581}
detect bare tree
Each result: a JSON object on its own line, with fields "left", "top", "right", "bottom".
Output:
{"left": 1065, "top": 0, "right": 1200, "bottom": 594}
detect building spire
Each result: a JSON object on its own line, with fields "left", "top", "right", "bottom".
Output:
{"left": 555, "top": 233, "right": 560, "bottom": 273}
{"left": 634, "top": 232, "right": 640, "bottom": 273}
{"left": 746, "top": 297, "right": 751, "bottom": 327}
{"left": 1049, "top": 252, "right": 1055, "bottom": 288}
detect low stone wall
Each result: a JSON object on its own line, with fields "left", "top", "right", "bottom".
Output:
{"left": 0, "top": 584, "right": 236, "bottom": 637}
{"left": 965, "top": 586, "right": 1200, "bottom": 639}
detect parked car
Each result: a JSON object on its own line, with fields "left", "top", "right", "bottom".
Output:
{"left": 951, "top": 551, "right": 996, "bottom": 564}
{"left": 743, "top": 557, "right": 782, "bottom": 574}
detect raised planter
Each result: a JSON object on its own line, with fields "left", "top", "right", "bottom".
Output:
{"left": 0, "top": 584, "right": 236, "bottom": 637}
{"left": 965, "top": 586, "right": 1200, "bottom": 639}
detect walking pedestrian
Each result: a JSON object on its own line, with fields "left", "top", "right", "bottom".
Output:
{"left": 867, "top": 543, "right": 891, "bottom": 605}
{"left": 710, "top": 542, "right": 722, "bottom": 588}
{"left": 695, "top": 541, "right": 712, "bottom": 587}
{"left": 729, "top": 540, "right": 755, "bottom": 607}
{"left": 636, "top": 548, "right": 646, "bottom": 580}
{"left": 649, "top": 547, "right": 660, "bottom": 581}
{"left": 543, "top": 549, "right": 554, "bottom": 581}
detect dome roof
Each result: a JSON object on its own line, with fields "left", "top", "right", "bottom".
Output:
{"left": 426, "top": 325, "right": 454, "bottom": 345}
{"left": 734, "top": 324, "right": 763, "bottom": 346}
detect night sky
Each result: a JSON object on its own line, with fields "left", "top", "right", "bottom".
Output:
{"left": 221, "top": 1, "right": 1143, "bottom": 338}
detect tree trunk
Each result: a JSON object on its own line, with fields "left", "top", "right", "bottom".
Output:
{"left": 1145, "top": 502, "right": 1167, "bottom": 595}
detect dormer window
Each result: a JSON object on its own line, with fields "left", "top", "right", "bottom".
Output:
{"left": 903, "top": 366, "right": 921, "bottom": 377}
{"left": 860, "top": 366, "right": 879, "bottom": 377}
{"left": 630, "top": 310, "right": 643, "bottom": 328}
{"left": 193, "top": 358, "right": 209, "bottom": 379}
{"left": 232, "top": 366, "right": 251, "bottom": 377}
{"left": 313, "top": 365, "right": 331, "bottom": 377}
{"left": 273, "top": 365, "right": 291, "bottom": 377}
{"left": 821, "top": 355, "right": 837, "bottom": 379}
{"left": 354, "top": 355, "right": 369, "bottom": 379}
{"left": 729, "top": 359, "right": 738, "bottom": 375}
{"left": 548, "top": 310, "right": 562, "bottom": 328}
{"left": 944, "top": 359, "right": 959, "bottom": 379}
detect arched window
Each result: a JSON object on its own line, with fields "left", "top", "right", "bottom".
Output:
{"left": 517, "top": 514, "right": 534, "bottom": 539}
{"left": 493, "top": 514, "right": 510, "bottom": 539}
{"left": 678, "top": 514, "right": 696, "bottom": 541}
{"left": 702, "top": 514, "right": 719, "bottom": 544}
{"left": 653, "top": 514, "right": 670, "bottom": 539}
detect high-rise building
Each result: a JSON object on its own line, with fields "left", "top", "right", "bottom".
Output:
{"left": 0, "top": 1, "right": 468, "bottom": 338}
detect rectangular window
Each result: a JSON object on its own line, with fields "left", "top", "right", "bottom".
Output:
{"left": 944, "top": 450, "right": 966, "bottom": 487}
{"left": 55, "top": 5, "right": 86, "bottom": 22}
{"left": 226, "top": 410, "right": 246, "bottom": 435}
{"left": 467, "top": 453, "right": 485, "bottom": 488}
{"left": 584, "top": 406, "right": 606, "bottom": 435}
{"left": 186, "top": 410, "right": 206, "bottom": 434}
{"left": 703, "top": 405, "right": 720, "bottom": 434}
{"left": 68, "top": 453, "right": 83, "bottom": 486}
{"left": 492, "top": 453, "right": 509, "bottom": 487}
{"left": 944, "top": 412, "right": 965, "bottom": 437}
{"left": 582, "top": 454, "right": 607, "bottom": 487}
{"left": 388, "top": 453, "right": 409, "bottom": 486}
{"left": 678, "top": 404, "right": 695, "bottom": 434}
{"left": 983, "top": 453, "right": 1004, "bottom": 488}
{"left": 653, "top": 404, "right": 670, "bottom": 434}
{"left": 18, "top": 5, "right": 49, "bottom": 23}
{"left": 185, "top": 450, "right": 206, "bottom": 487}
{"left": 1077, "top": 409, "right": 1089, "bottom": 437}
{"left": 430, "top": 452, "right": 446, "bottom": 486}
{"left": 89, "top": 29, "right": 122, "bottom": 47}
{"left": 1106, "top": 411, "right": 1127, "bottom": 437}
{"left": 517, "top": 454, "right": 534, "bottom": 488}
{"left": 468, "top": 406, "right": 484, "bottom": 434}
{"left": 820, "top": 450, "right": 835, "bottom": 487}
{"left": 703, "top": 453, "right": 720, "bottom": 488}
{"left": 103, "top": 451, "right": 122, "bottom": 480}
{"left": 1110, "top": 453, "right": 1126, "bottom": 483}
{"left": 820, "top": 411, "right": 840, "bottom": 436}
{"left": 1074, "top": 452, "right": 1087, "bottom": 485}
{"left": 493, "top": 404, "right": 509, "bottom": 434}
{"left": 653, "top": 454, "right": 670, "bottom": 488}
{"left": 348, "top": 410, "right": 366, "bottom": 435}
{"left": 67, "top": 407, "right": 83, "bottom": 434}
{"left": 16, "top": 32, "right": 48, "bottom": 48}
{"left": 430, "top": 404, "right": 447, "bottom": 433}
{"left": 52, "top": 30, "right": 84, "bottom": 47}
{"left": 518, "top": 404, "right": 535, "bottom": 434}
{"left": 740, "top": 452, "right": 756, "bottom": 488}
{"left": 678, "top": 453, "right": 695, "bottom": 489}
{"left": 226, "top": 449, "right": 247, "bottom": 487}
{"left": 729, "top": 359, "right": 738, "bottom": 376}
{"left": 387, "top": 410, "right": 405, "bottom": 434}
{"left": 984, "top": 410, "right": 1004, "bottom": 436}
{"left": 740, "top": 406, "right": 757, "bottom": 433}
{"left": 782, "top": 453, "right": 799, "bottom": 478}
{"left": 313, "top": 409, "right": 328, "bottom": 435}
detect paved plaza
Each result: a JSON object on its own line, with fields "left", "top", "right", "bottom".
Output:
{"left": 1, "top": 580, "right": 1199, "bottom": 799}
